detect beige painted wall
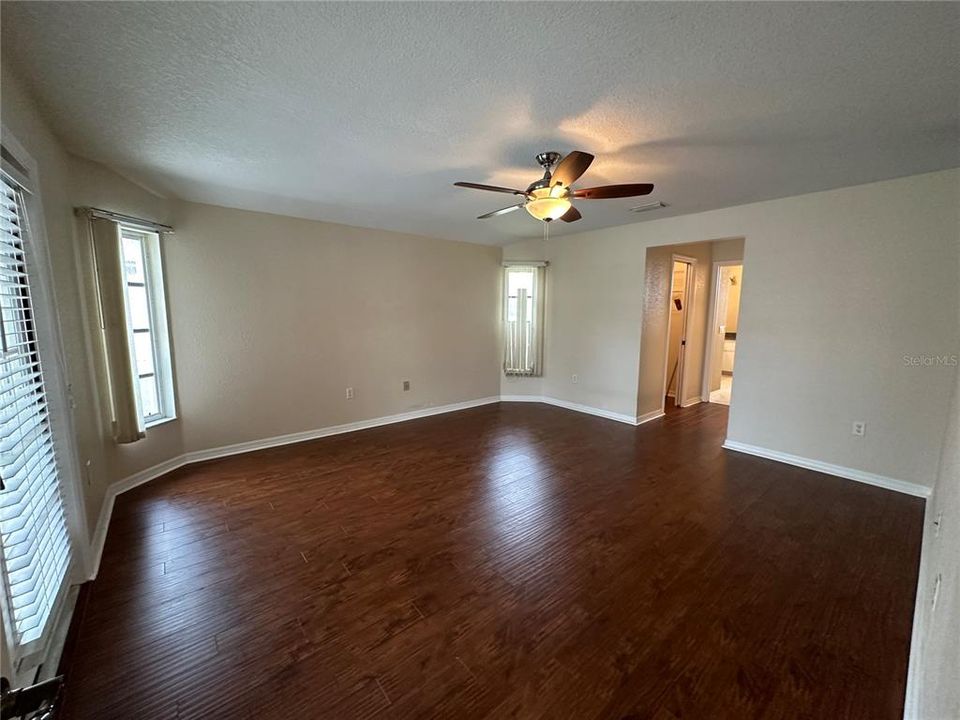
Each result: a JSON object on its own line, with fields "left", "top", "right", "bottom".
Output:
{"left": 68, "top": 161, "right": 502, "bottom": 503}
{"left": 502, "top": 169, "right": 959, "bottom": 487}
{"left": 905, "top": 250, "right": 960, "bottom": 720}
{"left": 3, "top": 61, "right": 501, "bottom": 536}
{"left": 165, "top": 202, "right": 500, "bottom": 454}
{"left": 711, "top": 237, "right": 746, "bottom": 264}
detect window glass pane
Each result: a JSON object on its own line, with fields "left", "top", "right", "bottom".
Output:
{"left": 139, "top": 376, "right": 160, "bottom": 418}
{"left": 119, "top": 227, "right": 173, "bottom": 424}
{"left": 507, "top": 297, "right": 517, "bottom": 322}
{"left": 507, "top": 269, "right": 534, "bottom": 296}
{"left": 121, "top": 237, "right": 145, "bottom": 284}
{"left": 126, "top": 285, "right": 151, "bottom": 331}
{"left": 133, "top": 331, "right": 155, "bottom": 376}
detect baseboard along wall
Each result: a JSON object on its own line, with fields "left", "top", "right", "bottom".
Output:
{"left": 88, "top": 394, "right": 929, "bottom": 579}
{"left": 722, "top": 440, "right": 931, "bottom": 499}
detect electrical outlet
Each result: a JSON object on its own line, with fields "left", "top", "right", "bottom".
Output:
{"left": 851, "top": 421, "right": 865, "bottom": 437}
{"left": 345, "top": 387, "right": 354, "bottom": 400}
{"left": 571, "top": 373, "right": 579, "bottom": 384}
{"left": 403, "top": 380, "right": 410, "bottom": 391}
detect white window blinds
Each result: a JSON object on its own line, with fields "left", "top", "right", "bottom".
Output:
{"left": 0, "top": 173, "right": 72, "bottom": 648}
{"left": 503, "top": 264, "right": 545, "bottom": 376}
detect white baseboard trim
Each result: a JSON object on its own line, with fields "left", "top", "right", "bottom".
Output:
{"left": 636, "top": 409, "right": 666, "bottom": 425}
{"left": 89, "top": 395, "right": 500, "bottom": 578}
{"left": 89, "top": 494, "right": 114, "bottom": 579}
{"left": 681, "top": 397, "right": 703, "bottom": 408}
{"left": 538, "top": 396, "right": 637, "bottom": 426}
{"left": 499, "top": 395, "right": 669, "bottom": 428}
{"left": 722, "top": 440, "right": 931, "bottom": 499}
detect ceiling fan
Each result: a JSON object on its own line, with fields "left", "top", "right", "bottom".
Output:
{"left": 454, "top": 150, "right": 654, "bottom": 223}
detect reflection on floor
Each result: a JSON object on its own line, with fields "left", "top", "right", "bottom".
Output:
{"left": 709, "top": 374, "right": 733, "bottom": 405}
{"left": 59, "top": 402, "right": 923, "bottom": 719}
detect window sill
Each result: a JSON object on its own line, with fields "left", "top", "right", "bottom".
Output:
{"left": 145, "top": 415, "right": 178, "bottom": 430}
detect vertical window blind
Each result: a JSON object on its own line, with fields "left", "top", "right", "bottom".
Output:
{"left": 503, "top": 264, "right": 545, "bottom": 376}
{"left": 0, "top": 173, "right": 72, "bottom": 648}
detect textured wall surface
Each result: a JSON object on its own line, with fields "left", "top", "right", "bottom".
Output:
{"left": 3, "top": 2, "right": 958, "bottom": 244}
{"left": 501, "top": 169, "right": 959, "bottom": 487}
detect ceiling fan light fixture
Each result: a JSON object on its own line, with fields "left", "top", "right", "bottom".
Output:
{"left": 453, "top": 150, "right": 654, "bottom": 225}
{"left": 525, "top": 187, "right": 571, "bottom": 222}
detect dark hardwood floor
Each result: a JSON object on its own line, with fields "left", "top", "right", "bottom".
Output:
{"left": 61, "top": 402, "right": 924, "bottom": 719}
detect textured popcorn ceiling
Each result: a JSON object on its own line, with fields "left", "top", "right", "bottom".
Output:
{"left": 3, "top": 2, "right": 957, "bottom": 245}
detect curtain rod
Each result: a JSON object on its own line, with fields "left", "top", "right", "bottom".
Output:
{"left": 503, "top": 260, "right": 548, "bottom": 267}
{"left": 75, "top": 207, "right": 174, "bottom": 234}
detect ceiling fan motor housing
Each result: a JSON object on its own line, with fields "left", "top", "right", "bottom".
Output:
{"left": 529, "top": 152, "right": 564, "bottom": 193}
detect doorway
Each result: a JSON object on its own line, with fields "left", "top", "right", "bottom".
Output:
{"left": 705, "top": 262, "right": 743, "bottom": 405}
{"left": 663, "top": 257, "right": 695, "bottom": 409}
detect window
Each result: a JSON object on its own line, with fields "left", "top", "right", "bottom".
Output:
{"left": 118, "top": 227, "right": 174, "bottom": 427}
{"left": 0, "top": 172, "right": 72, "bottom": 651}
{"left": 503, "top": 264, "right": 545, "bottom": 376}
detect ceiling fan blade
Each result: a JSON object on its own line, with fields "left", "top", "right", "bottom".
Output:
{"left": 559, "top": 206, "right": 582, "bottom": 223}
{"left": 478, "top": 203, "right": 524, "bottom": 220}
{"left": 574, "top": 183, "right": 654, "bottom": 199}
{"left": 551, "top": 151, "right": 594, "bottom": 188}
{"left": 454, "top": 181, "right": 527, "bottom": 196}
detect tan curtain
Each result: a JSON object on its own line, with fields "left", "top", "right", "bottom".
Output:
{"left": 89, "top": 218, "right": 144, "bottom": 443}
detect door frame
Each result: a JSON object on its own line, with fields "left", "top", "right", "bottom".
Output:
{"left": 660, "top": 254, "right": 697, "bottom": 413}
{"left": 701, "top": 260, "right": 742, "bottom": 402}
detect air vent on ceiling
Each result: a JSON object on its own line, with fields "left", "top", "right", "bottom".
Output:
{"left": 629, "top": 200, "right": 668, "bottom": 213}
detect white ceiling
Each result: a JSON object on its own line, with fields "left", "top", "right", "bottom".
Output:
{"left": 3, "top": 2, "right": 958, "bottom": 245}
